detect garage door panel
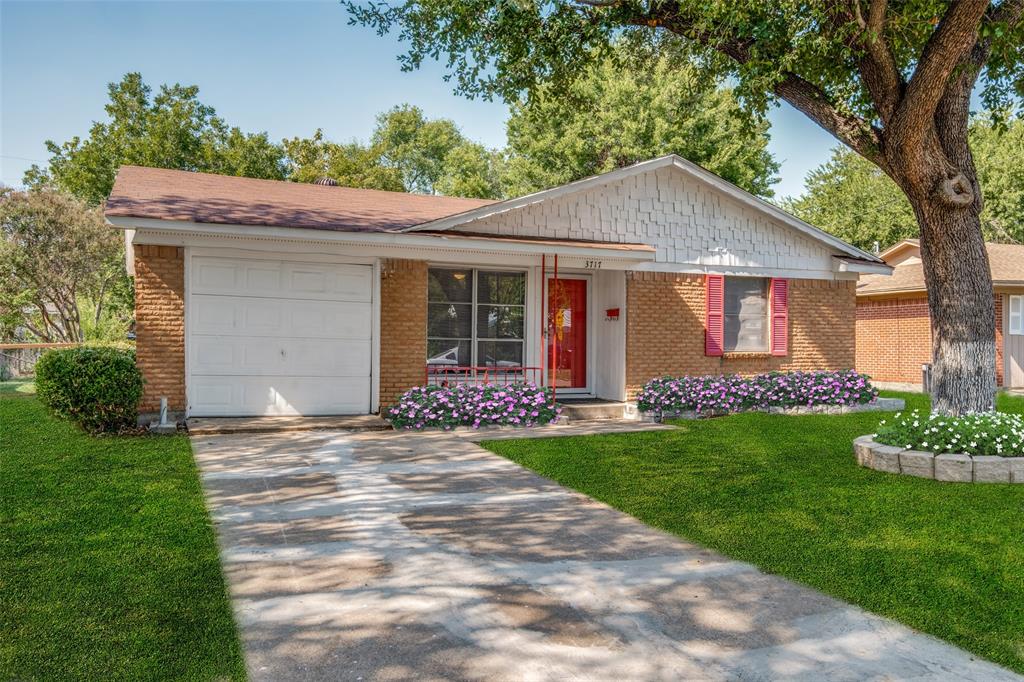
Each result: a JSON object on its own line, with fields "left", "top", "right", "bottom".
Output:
{"left": 188, "top": 256, "right": 374, "bottom": 416}
{"left": 191, "top": 336, "right": 371, "bottom": 376}
{"left": 191, "top": 295, "right": 371, "bottom": 339}
{"left": 190, "top": 376, "right": 371, "bottom": 416}
{"left": 193, "top": 260, "right": 243, "bottom": 292}
{"left": 191, "top": 257, "right": 372, "bottom": 301}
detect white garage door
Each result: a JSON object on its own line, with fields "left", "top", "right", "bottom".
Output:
{"left": 188, "top": 255, "right": 373, "bottom": 416}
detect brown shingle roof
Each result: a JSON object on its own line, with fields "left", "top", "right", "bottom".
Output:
{"left": 105, "top": 166, "right": 495, "bottom": 232}
{"left": 858, "top": 241, "right": 1024, "bottom": 296}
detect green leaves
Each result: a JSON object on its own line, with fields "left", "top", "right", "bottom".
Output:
{"left": 503, "top": 44, "right": 779, "bottom": 197}
{"left": 785, "top": 113, "right": 1024, "bottom": 250}
{"left": 24, "top": 73, "right": 287, "bottom": 204}
{"left": 0, "top": 189, "right": 128, "bottom": 343}
{"left": 285, "top": 104, "right": 504, "bottom": 198}
{"left": 35, "top": 346, "right": 143, "bottom": 434}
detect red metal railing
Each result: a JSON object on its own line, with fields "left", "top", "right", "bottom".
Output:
{"left": 425, "top": 365, "right": 543, "bottom": 387}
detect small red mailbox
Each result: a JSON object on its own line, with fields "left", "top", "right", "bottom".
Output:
{"left": 605, "top": 307, "right": 620, "bottom": 320}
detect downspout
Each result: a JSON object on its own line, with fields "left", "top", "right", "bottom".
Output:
{"left": 552, "top": 254, "right": 558, "bottom": 405}
{"left": 540, "top": 254, "right": 546, "bottom": 395}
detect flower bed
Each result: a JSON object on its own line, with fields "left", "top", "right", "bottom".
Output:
{"left": 875, "top": 409, "right": 1024, "bottom": 457}
{"left": 388, "top": 383, "right": 560, "bottom": 430}
{"left": 636, "top": 370, "right": 878, "bottom": 416}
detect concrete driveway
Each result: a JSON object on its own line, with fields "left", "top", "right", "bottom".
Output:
{"left": 192, "top": 423, "right": 1020, "bottom": 681}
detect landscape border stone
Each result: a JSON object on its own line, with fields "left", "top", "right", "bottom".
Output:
{"left": 854, "top": 435, "right": 1024, "bottom": 483}
{"left": 643, "top": 397, "right": 905, "bottom": 423}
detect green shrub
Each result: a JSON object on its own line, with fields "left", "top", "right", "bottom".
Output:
{"left": 35, "top": 346, "right": 143, "bottom": 434}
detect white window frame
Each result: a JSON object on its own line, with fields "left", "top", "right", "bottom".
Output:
{"left": 723, "top": 276, "right": 771, "bottom": 353}
{"left": 426, "top": 267, "right": 528, "bottom": 368}
{"left": 1010, "top": 295, "right": 1024, "bottom": 336}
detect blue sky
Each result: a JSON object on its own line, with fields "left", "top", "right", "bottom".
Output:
{"left": 1, "top": 0, "right": 839, "bottom": 199}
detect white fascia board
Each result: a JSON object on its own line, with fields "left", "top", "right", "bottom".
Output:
{"left": 633, "top": 260, "right": 859, "bottom": 281}
{"left": 834, "top": 257, "right": 894, "bottom": 276}
{"left": 402, "top": 154, "right": 883, "bottom": 265}
{"left": 124, "top": 229, "right": 136, "bottom": 275}
{"left": 107, "top": 216, "right": 655, "bottom": 265}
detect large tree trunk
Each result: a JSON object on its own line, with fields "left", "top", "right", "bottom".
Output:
{"left": 884, "top": 82, "right": 997, "bottom": 417}
{"left": 912, "top": 191, "right": 996, "bottom": 414}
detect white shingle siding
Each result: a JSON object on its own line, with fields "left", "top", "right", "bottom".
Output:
{"left": 463, "top": 167, "right": 837, "bottom": 276}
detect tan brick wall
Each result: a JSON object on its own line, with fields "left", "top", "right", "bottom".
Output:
{"left": 134, "top": 245, "right": 185, "bottom": 414}
{"left": 856, "top": 294, "right": 1006, "bottom": 386}
{"left": 379, "top": 259, "right": 428, "bottom": 408}
{"left": 855, "top": 297, "right": 931, "bottom": 384}
{"left": 625, "top": 273, "right": 856, "bottom": 396}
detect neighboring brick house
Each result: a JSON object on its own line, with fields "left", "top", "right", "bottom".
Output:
{"left": 104, "top": 155, "right": 890, "bottom": 419}
{"left": 856, "top": 239, "right": 1024, "bottom": 389}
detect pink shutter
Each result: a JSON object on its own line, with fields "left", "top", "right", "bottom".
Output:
{"left": 770, "top": 278, "right": 789, "bottom": 356}
{"left": 705, "top": 275, "right": 725, "bottom": 357}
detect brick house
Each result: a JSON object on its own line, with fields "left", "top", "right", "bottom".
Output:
{"left": 856, "top": 239, "right": 1024, "bottom": 389}
{"left": 105, "top": 155, "right": 890, "bottom": 419}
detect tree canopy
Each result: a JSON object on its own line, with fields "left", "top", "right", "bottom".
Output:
{"left": 25, "top": 73, "right": 287, "bottom": 205}
{"left": 0, "top": 189, "right": 131, "bottom": 343}
{"left": 503, "top": 44, "right": 778, "bottom": 197}
{"left": 285, "top": 105, "right": 504, "bottom": 198}
{"left": 787, "top": 113, "right": 1024, "bottom": 251}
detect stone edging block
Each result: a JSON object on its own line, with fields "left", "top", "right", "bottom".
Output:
{"left": 854, "top": 435, "right": 1024, "bottom": 483}
{"left": 644, "top": 398, "right": 905, "bottom": 423}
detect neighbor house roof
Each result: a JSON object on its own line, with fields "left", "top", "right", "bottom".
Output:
{"left": 858, "top": 239, "right": 1024, "bottom": 296}
{"left": 105, "top": 166, "right": 495, "bottom": 232}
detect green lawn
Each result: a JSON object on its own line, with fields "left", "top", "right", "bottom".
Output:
{"left": 483, "top": 391, "right": 1024, "bottom": 673}
{"left": 0, "top": 378, "right": 35, "bottom": 395}
{"left": 0, "top": 393, "right": 245, "bottom": 680}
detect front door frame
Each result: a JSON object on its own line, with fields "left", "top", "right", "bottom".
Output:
{"left": 544, "top": 272, "right": 594, "bottom": 397}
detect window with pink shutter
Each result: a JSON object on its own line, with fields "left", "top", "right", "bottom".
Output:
{"left": 770, "top": 278, "right": 789, "bottom": 356}
{"left": 705, "top": 275, "right": 725, "bottom": 356}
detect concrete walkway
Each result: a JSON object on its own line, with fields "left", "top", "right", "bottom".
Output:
{"left": 191, "top": 422, "right": 1020, "bottom": 681}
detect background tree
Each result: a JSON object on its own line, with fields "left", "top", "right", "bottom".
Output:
{"left": 347, "top": 0, "right": 1024, "bottom": 414}
{"left": 503, "top": 43, "right": 778, "bottom": 197}
{"left": 787, "top": 113, "right": 1024, "bottom": 251}
{"left": 0, "top": 189, "right": 131, "bottom": 343}
{"left": 283, "top": 129, "right": 405, "bottom": 191}
{"left": 24, "top": 73, "right": 287, "bottom": 204}
{"left": 285, "top": 105, "right": 503, "bottom": 198}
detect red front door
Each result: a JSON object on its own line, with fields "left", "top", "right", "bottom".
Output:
{"left": 548, "top": 278, "right": 587, "bottom": 389}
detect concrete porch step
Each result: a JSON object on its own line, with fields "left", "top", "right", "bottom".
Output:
{"left": 556, "top": 400, "right": 632, "bottom": 422}
{"left": 185, "top": 414, "right": 392, "bottom": 436}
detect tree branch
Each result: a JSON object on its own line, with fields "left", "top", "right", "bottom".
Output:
{"left": 890, "top": 1, "right": 990, "bottom": 146}
{"left": 633, "top": 5, "right": 887, "bottom": 168}
{"left": 846, "top": 0, "right": 904, "bottom": 123}
{"left": 772, "top": 73, "right": 887, "bottom": 169}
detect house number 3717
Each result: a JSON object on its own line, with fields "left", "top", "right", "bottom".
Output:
{"left": 584, "top": 260, "right": 603, "bottom": 269}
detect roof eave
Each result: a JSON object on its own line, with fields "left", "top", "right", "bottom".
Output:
{"left": 106, "top": 216, "right": 657, "bottom": 262}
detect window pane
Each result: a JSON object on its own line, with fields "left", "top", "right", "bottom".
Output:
{"left": 427, "top": 303, "right": 472, "bottom": 338}
{"left": 427, "top": 339, "right": 471, "bottom": 366}
{"left": 428, "top": 268, "right": 472, "bottom": 303}
{"left": 477, "top": 340, "right": 524, "bottom": 367}
{"left": 476, "top": 305, "right": 524, "bottom": 339}
{"left": 478, "top": 271, "right": 526, "bottom": 306}
{"left": 724, "top": 278, "right": 769, "bottom": 352}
